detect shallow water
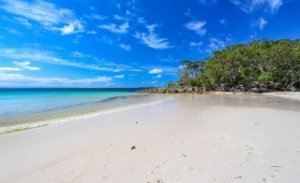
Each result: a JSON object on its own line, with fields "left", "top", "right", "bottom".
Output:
{"left": 0, "top": 88, "right": 153, "bottom": 127}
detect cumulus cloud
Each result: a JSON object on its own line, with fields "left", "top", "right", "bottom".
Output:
{"left": 134, "top": 24, "right": 171, "bottom": 49}
{"left": 98, "top": 22, "right": 129, "bottom": 34}
{"left": 185, "top": 21, "right": 207, "bottom": 36}
{"left": 59, "top": 20, "right": 84, "bottom": 35}
{"left": 149, "top": 68, "right": 163, "bottom": 74}
{"left": 0, "top": 0, "right": 84, "bottom": 35}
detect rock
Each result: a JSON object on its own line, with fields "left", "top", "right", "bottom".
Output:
{"left": 289, "top": 86, "right": 297, "bottom": 92}
{"left": 289, "top": 81, "right": 300, "bottom": 91}
{"left": 250, "top": 87, "right": 259, "bottom": 93}
{"left": 293, "top": 81, "right": 300, "bottom": 89}
{"left": 131, "top": 146, "right": 136, "bottom": 150}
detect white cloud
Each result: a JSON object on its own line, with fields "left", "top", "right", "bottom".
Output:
{"left": 85, "top": 14, "right": 105, "bottom": 20}
{"left": 190, "top": 41, "right": 203, "bottom": 52}
{"left": 0, "top": 61, "right": 40, "bottom": 71}
{"left": 0, "top": 48, "right": 145, "bottom": 73}
{"left": 185, "top": 21, "right": 207, "bottom": 36}
{"left": 190, "top": 41, "right": 203, "bottom": 47}
{"left": 220, "top": 19, "right": 226, "bottom": 25}
{"left": 230, "top": 0, "right": 283, "bottom": 14}
{"left": 59, "top": 20, "right": 84, "bottom": 35}
{"left": 74, "top": 76, "right": 112, "bottom": 84}
{"left": 0, "top": 0, "right": 83, "bottom": 35}
{"left": 125, "top": 10, "right": 136, "bottom": 17}
{"left": 206, "top": 38, "right": 225, "bottom": 53}
{"left": 86, "top": 30, "right": 97, "bottom": 35}
{"left": 156, "top": 74, "right": 162, "bottom": 78}
{"left": 120, "top": 44, "right": 131, "bottom": 51}
{"left": 6, "top": 28, "right": 23, "bottom": 36}
{"left": 113, "top": 14, "right": 128, "bottom": 21}
{"left": 114, "top": 74, "right": 125, "bottom": 79}
{"left": 0, "top": 72, "right": 113, "bottom": 87}
{"left": 266, "top": 0, "right": 283, "bottom": 12}
{"left": 0, "top": 48, "right": 116, "bottom": 72}
{"left": 98, "top": 22, "right": 129, "bottom": 34}
{"left": 134, "top": 24, "right": 171, "bottom": 49}
{"left": 198, "top": 0, "right": 218, "bottom": 5}
{"left": 72, "top": 51, "right": 92, "bottom": 58}
{"left": 15, "top": 17, "right": 32, "bottom": 28}
{"left": 138, "top": 17, "right": 146, "bottom": 24}
{"left": 0, "top": 67, "right": 21, "bottom": 71}
{"left": 14, "top": 61, "right": 41, "bottom": 71}
{"left": 149, "top": 68, "right": 163, "bottom": 74}
{"left": 256, "top": 17, "right": 268, "bottom": 30}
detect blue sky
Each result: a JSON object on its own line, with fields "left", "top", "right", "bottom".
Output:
{"left": 0, "top": 0, "right": 299, "bottom": 87}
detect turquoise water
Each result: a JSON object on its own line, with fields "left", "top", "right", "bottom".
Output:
{"left": 0, "top": 88, "right": 142, "bottom": 127}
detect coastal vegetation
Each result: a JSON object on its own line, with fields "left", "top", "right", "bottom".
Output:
{"left": 150, "top": 39, "right": 300, "bottom": 93}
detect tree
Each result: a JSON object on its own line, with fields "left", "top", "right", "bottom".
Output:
{"left": 172, "top": 39, "right": 300, "bottom": 90}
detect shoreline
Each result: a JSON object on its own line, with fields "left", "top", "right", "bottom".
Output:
{"left": 1, "top": 92, "right": 299, "bottom": 135}
{"left": 0, "top": 98, "right": 172, "bottom": 135}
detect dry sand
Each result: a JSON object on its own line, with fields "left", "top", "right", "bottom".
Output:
{"left": 0, "top": 94, "right": 300, "bottom": 183}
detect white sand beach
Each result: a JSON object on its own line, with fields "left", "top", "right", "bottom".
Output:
{"left": 0, "top": 94, "right": 300, "bottom": 183}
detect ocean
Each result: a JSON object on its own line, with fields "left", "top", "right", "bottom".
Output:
{"left": 0, "top": 88, "right": 160, "bottom": 133}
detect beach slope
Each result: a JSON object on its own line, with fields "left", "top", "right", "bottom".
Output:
{"left": 0, "top": 95, "right": 299, "bottom": 183}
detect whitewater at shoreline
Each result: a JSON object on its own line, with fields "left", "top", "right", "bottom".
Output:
{"left": 0, "top": 94, "right": 299, "bottom": 183}
{"left": 0, "top": 97, "right": 171, "bottom": 134}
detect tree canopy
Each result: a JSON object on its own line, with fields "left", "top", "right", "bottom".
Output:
{"left": 175, "top": 39, "right": 300, "bottom": 90}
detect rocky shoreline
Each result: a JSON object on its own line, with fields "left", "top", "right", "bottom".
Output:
{"left": 139, "top": 83, "right": 300, "bottom": 94}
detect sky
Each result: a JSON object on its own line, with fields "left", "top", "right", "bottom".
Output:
{"left": 0, "top": 0, "right": 299, "bottom": 88}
